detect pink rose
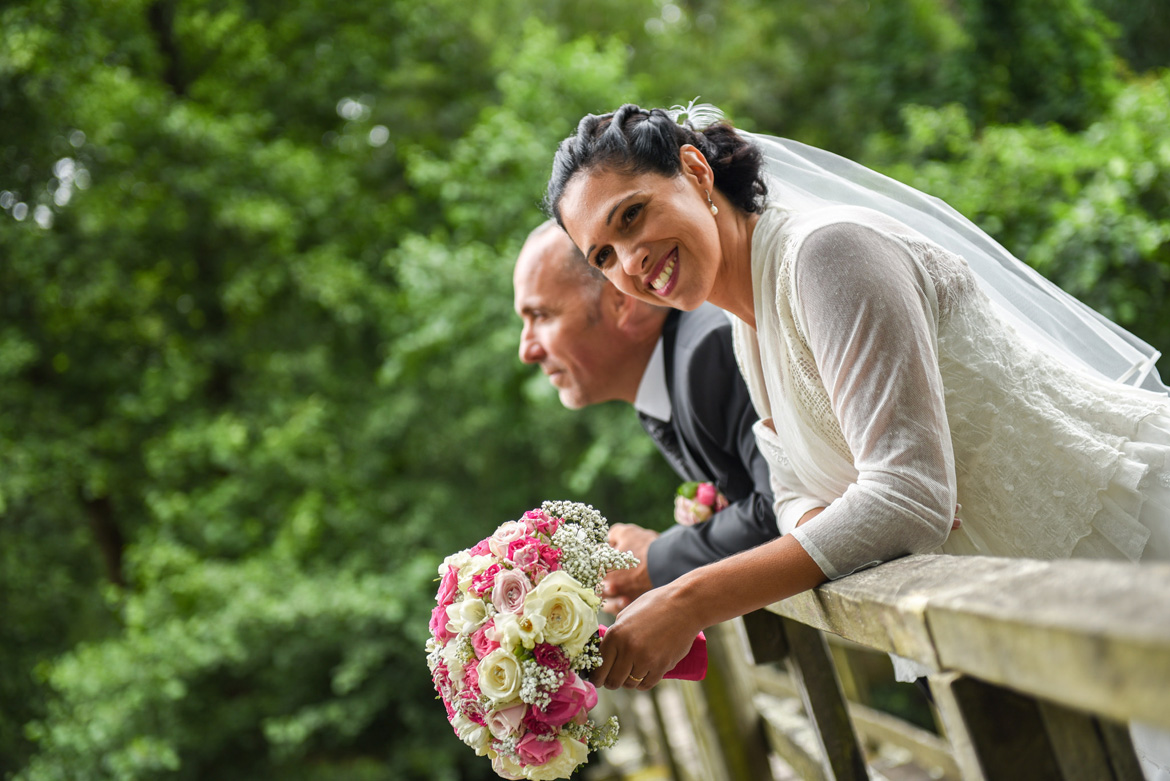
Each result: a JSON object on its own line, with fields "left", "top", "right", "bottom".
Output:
{"left": 486, "top": 703, "right": 527, "bottom": 740}
{"left": 436, "top": 565, "right": 460, "bottom": 607}
{"left": 507, "top": 536, "right": 541, "bottom": 564}
{"left": 469, "top": 563, "right": 501, "bottom": 597}
{"left": 468, "top": 538, "right": 492, "bottom": 557}
{"left": 526, "top": 673, "right": 597, "bottom": 728}
{"left": 490, "top": 521, "right": 530, "bottom": 558}
{"left": 532, "top": 643, "right": 570, "bottom": 674}
{"left": 696, "top": 482, "right": 717, "bottom": 506}
{"left": 491, "top": 568, "right": 532, "bottom": 614}
{"left": 516, "top": 733, "right": 564, "bottom": 766}
{"left": 522, "top": 714, "right": 557, "bottom": 736}
{"left": 524, "top": 509, "right": 561, "bottom": 537}
{"left": 471, "top": 622, "right": 500, "bottom": 658}
{"left": 429, "top": 604, "right": 454, "bottom": 642}
{"left": 460, "top": 691, "right": 487, "bottom": 726}
{"left": 431, "top": 660, "right": 451, "bottom": 692}
{"left": 463, "top": 663, "right": 481, "bottom": 695}
{"left": 509, "top": 538, "right": 560, "bottom": 574}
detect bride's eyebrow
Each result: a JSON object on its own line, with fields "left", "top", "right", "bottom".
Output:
{"left": 583, "top": 191, "right": 644, "bottom": 262}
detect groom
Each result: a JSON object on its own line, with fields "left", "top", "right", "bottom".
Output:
{"left": 513, "top": 221, "right": 778, "bottom": 611}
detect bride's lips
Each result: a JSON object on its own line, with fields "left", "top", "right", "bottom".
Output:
{"left": 645, "top": 247, "right": 679, "bottom": 297}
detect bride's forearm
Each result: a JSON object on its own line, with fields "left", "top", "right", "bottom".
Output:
{"left": 670, "top": 533, "right": 828, "bottom": 630}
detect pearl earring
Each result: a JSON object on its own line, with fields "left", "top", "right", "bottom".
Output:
{"left": 705, "top": 189, "right": 719, "bottom": 216}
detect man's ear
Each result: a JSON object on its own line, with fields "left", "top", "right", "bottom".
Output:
{"left": 601, "top": 281, "right": 632, "bottom": 327}
{"left": 679, "top": 144, "right": 714, "bottom": 189}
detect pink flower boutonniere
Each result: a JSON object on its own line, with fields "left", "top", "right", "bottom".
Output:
{"left": 674, "top": 481, "right": 729, "bottom": 526}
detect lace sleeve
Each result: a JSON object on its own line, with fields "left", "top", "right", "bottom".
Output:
{"left": 785, "top": 221, "right": 957, "bottom": 578}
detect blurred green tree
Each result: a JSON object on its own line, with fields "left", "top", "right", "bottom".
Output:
{"left": 1, "top": 0, "right": 1166, "bottom": 778}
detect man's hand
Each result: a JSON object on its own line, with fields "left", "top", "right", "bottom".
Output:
{"left": 601, "top": 523, "right": 659, "bottom": 615}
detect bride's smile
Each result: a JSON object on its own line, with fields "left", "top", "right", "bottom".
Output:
{"left": 647, "top": 247, "right": 678, "bottom": 295}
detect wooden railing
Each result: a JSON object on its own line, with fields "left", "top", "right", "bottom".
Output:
{"left": 595, "top": 554, "right": 1170, "bottom": 781}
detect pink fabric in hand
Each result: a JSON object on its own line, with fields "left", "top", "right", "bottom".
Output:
{"left": 597, "top": 625, "right": 707, "bottom": 681}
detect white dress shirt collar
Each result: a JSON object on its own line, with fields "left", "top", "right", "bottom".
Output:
{"left": 633, "top": 336, "right": 672, "bottom": 423}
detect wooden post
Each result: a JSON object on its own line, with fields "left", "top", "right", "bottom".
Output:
{"left": 929, "top": 671, "right": 1063, "bottom": 780}
{"left": 780, "top": 616, "right": 868, "bottom": 780}
{"left": 1037, "top": 700, "right": 1143, "bottom": 781}
{"left": 648, "top": 687, "right": 684, "bottom": 781}
{"left": 677, "top": 673, "right": 733, "bottom": 781}
{"left": 698, "top": 621, "right": 777, "bottom": 781}
{"left": 741, "top": 608, "right": 789, "bottom": 664}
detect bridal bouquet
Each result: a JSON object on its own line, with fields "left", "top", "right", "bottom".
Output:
{"left": 426, "top": 501, "right": 638, "bottom": 780}
{"left": 674, "top": 481, "right": 729, "bottom": 526}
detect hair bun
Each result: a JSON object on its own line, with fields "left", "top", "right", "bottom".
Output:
{"left": 545, "top": 102, "right": 767, "bottom": 221}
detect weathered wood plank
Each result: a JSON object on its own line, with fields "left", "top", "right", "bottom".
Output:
{"left": 766, "top": 555, "right": 1170, "bottom": 729}
{"left": 925, "top": 559, "right": 1170, "bottom": 730}
{"left": 781, "top": 617, "right": 868, "bottom": 780}
{"left": 754, "top": 665, "right": 960, "bottom": 780}
{"left": 755, "top": 692, "right": 829, "bottom": 781}
{"left": 769, "top": 556, "right": 1026, "bottom": 666}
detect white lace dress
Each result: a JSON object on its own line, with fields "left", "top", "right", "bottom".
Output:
{"left": 732, "top": 203, "right": 1170, "bottom": 574}
{"left": 732, "top": 203, "right": 1170, "bottom": 778}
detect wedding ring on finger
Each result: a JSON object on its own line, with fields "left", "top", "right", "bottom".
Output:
{"left": 627, "top": 674, "right": 645, "bottom": 685}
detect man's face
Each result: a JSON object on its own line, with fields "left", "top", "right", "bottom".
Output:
{"left": 513, "top": 230, "right": 620, "bottom": 409}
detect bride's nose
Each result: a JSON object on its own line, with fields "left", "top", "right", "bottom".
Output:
{"left": 618, "top": 244, "right": 648, "bottom": 277}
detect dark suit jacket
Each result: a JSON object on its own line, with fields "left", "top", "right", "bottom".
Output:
{"left": 642, "top": 304, "right": 778, "bottom": 586}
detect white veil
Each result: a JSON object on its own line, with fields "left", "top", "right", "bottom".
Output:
{"left": 742, "top": 131, "right": 1167, "bottom": 393}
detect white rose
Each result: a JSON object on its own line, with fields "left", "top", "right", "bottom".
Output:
{"left": 493, "top": 610, "right": 546, "bottom": 651}
{"left": 477, "top": 648, "right": 523, "bottom": 705}
{"left": 490, "top": 749, "right": 526, "bottom": 780}
{"left": 525, "top": 571, "right": 599, "bottom": 656}
{"left": 445, "top": 597, "right": 488, "bottom": 636}
{"left": 522, "top": 736, "right": 589, "bottom": 780}
{"left": 441, "top": 550, "right": 471, "bottom": 575}
{"left": 452, "top": 712, "right": 491, "bottom": 755}
{"left": 440, "top": 641, "right": 465, "bottom": 684}
{"left": 458, "top": 554, "right": 497, "bottom": 593}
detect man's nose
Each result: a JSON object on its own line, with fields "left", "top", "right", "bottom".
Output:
{"left": 519, "top": 328, "right": 545, "bottom": 364}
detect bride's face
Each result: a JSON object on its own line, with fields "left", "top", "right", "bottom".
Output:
{"left": 558, "top": 156, "right": 723, "bottom": 311}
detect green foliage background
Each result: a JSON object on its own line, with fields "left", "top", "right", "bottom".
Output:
{"left": 1, "top": 1, "right": 1166, "bottom": 778}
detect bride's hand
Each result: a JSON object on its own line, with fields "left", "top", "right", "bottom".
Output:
{"left": 591, "top": 581, "right": 702, "bottom": 691}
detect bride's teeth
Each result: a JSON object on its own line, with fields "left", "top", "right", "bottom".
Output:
{"left": 652, "top": 255, "right": 675, "bottom": 291}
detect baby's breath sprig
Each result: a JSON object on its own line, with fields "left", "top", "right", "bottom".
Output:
{"left": 494, "top": 735, "right": 520, "bottom": 758}
{"left": 518, "top": 658, "right": 564, "bottom": 710}
{"left": 545, "top": 500, "right": 637, "bottom": 591}
{"left": 542, "top": 500, "right": 608, "bottom": 545}
{"left": 572, "top": 633, "right": 604, "bottom": 673}
{"left": 564, "top": 716, "right": 620, "bottom": 750}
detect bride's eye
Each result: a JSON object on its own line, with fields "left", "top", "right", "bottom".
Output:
{"left": 593, "top": 247, "right": 612, "bottom": 269}
{"left": 622, "top": 203, "right": 643, "bottom": 225}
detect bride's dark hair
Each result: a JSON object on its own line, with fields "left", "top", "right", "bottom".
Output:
{"left": 544, "top": 104, "right": 768, "bottom": 223}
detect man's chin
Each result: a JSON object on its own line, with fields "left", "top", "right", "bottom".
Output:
{"left": 558, "top": 390, "right": 589, "bottom": 410}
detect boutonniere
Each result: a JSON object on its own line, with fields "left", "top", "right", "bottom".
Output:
{"left": 674, "top": 481, "right": 729, "bottom": 526}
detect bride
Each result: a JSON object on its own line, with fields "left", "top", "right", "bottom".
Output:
{"left": 544, "top": 103, "right": 1170, "bottom": 776}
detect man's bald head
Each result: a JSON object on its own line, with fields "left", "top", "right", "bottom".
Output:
{"left": 522, "top": 219, "right": 605, "bottom": 295}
